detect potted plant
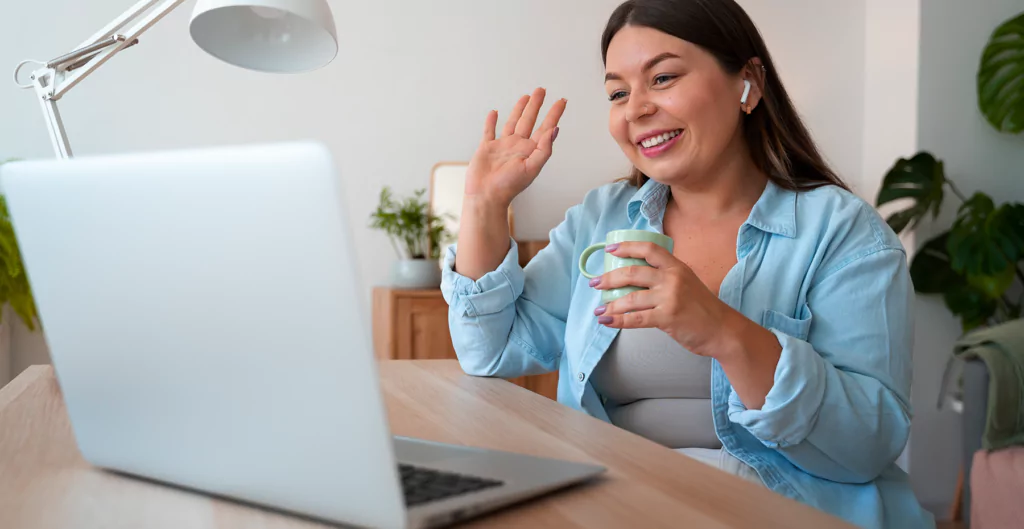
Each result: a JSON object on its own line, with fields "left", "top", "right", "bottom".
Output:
{"left": 875, "top": 11, "right": 1023, "bottom": 333}
{"left": 0, "top": 158, "right": 41, "bottom": 385}
{"left": 369, "top": 186, "right": 452, "bottom": 289}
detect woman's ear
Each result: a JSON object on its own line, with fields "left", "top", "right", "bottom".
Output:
{"left": 739, "top": 58, "right": 766, "bottom": 115}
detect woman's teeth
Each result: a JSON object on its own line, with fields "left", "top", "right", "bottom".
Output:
{"left": 640, "top": 130, "right": 682, "bottom": 149}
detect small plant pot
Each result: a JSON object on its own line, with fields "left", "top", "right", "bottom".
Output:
{"left": 390, "top": 259, "right": 442, "bottom": 289}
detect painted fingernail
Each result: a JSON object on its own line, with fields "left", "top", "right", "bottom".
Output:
{"left": 552, "top": 127, "right": 560, "bottom": 142}
{"left": 606, "top": 243, "right": 620, "bottom": 252}
{"left": 589, "top": 277, "right": 600, "bottom": 287}
{"left": 594, "top": 306, "right": 607, "bottom": 316}
{"left": 598, "top": 316, "right": 614, "bottom": 325}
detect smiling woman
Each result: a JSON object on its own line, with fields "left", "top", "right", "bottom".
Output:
{"left": 440, "top": 1, "right": 934, "bottom": 528}
{"left": 600, "top": 2, "right": 846, "bottom": 192}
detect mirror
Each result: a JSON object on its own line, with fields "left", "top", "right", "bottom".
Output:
{"left": 429, "top": 162, "right": 515, "bottom": 261}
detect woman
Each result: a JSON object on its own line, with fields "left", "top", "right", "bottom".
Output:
{"left": 440, "top": 1, "right": 933, "bottom": 528}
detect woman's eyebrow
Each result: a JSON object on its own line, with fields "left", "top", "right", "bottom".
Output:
{"left": 605, "top": 52, "right": 682, "bottom": 82}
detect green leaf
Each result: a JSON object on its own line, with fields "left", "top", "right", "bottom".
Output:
{"left": 966, "top": 266, "right": 1016, "bottom": 300}
{"left": 977, "top": 11, "right": 1024, "bottom": 133}
{"left": 909, "top": 233, "right": 963, "bottom": 294}
{"left": 995, "top": 202, "right": 1024, "bottom": 257}
{"left": 886, "top": 209, "right": 922, "bottom": 235}
{"left": 947, "top": 194, "right": 1023, "bottom": 276}
{"left": 909, "top": 232, "right": 1011, "bottom": 330}
{"left": 875, "top": 152, "right": 946, "bottom": 234}
{"left": 368, "top": 185, "right": 450, "bottom": 260}
{"left": 943, "top": 283, "right": 997, "bottom": 332}
{"left": 0, "top": 159, "right": 39, "bottom": 330}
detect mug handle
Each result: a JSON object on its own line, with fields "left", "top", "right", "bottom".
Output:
{"left": 578, "top": 243, "right": 607, "bottom": 279}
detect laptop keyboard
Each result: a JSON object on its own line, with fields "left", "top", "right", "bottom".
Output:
{"left": 399, "top": 463, "right": 504, "bottom": 507}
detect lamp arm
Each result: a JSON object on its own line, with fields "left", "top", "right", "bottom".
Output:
{"left": 49, "top": 0, "right": 188, "bottom": 101}
{"left": 74, "top": 0, "right": 169, "bottom": 54}
{"left": 13, "top": 0, "right": 188, "bottom": 159}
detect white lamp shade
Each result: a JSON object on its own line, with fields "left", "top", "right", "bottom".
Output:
{"left": 190, "top": 0, "right": 338, "bottom": 73}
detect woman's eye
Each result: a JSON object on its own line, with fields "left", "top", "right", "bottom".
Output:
{"left": 654, "top": 74, "right": 677, "bottom": 85}
{"left": 608, "top": 91, "right": 627, "bottom": 101}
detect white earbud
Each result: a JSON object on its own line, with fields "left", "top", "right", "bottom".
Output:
{"left": 740, "top": 79, "right": 751, "bottom": 105}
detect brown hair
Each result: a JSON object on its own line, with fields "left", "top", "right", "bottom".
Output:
{"left": 602, "top": 0, "right": 848, "bottom": 191}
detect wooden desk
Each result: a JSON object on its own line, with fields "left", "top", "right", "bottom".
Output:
{"left": 0, "top": 362, "right": 854, "bottom": 529}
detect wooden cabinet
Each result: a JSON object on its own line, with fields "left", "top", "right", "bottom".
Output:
{"left": 372, "top": 288, "right": 456, "bottom": 360}
{"left": 372, "top": 286, "right": 558, "bottom": 401}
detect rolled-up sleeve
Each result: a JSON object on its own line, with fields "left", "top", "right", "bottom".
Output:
{"left": 441, "top": 204, "right": 580, "bottom": 380}
{"left": 442, "top": 239, "right": 524, "bottom": 319}
{"left": 728, "top": 247, "right": 913, "bottom": 484}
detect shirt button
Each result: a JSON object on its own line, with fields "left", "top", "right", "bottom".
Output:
{"left": 577, "top": 372, "right": 585, "bottom": 382}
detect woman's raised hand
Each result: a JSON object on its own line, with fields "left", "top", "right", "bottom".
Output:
{"left": 464, "top": 87, "right": 567, "bottom": 207}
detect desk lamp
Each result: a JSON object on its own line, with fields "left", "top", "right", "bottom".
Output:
{"left": 13, "top": 0, "right": 338, "bottom": 158}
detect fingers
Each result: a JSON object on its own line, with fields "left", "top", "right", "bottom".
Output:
{"left": 597, "top": 289, "right": 657, "bottom": 317}
{"left": 524, "top": 127, "right": 558, "bottom": 177}
{"left": 532, "top": 98, "right": 567, "bottom": 142}
{"left": 502, "top": 94, "right": 531, "bottom": 138}
{"left": 514, "top": 87, "right": 547, "bottom": 138}
{"left": 482, "top": 110, "right": 498, "bottom": 142}
{"left": 496, "top": 88, "right": 565, "bottom": 141}
{"left": 590, "top": 264, "right": 659, "bottom": 290}
{"left": 597, "top": 309, "right": 659, "bottom": 329}
{"left": 606, "top": 241, "right": 678, "bottom": 269}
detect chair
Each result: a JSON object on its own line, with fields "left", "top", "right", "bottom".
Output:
{"left": 958, "top": 358, "right": 1024, "bottom": 528}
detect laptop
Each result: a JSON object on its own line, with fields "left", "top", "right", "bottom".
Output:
{"left": 0, "top": 141, "right": 605, "bottom": 529}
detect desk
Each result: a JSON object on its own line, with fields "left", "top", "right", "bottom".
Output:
{"left": 0, "top": 361, "right": 854, "bottom": 528}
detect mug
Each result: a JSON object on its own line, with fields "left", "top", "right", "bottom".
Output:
{"left": 579, "top": 229, "right": 674, "bottom": 304}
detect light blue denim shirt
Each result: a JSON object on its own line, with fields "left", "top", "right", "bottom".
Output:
{"left": 440, "top": 178, "right": 934, "bottom": 529}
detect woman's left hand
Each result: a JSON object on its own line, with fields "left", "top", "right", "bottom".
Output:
{"left": 590, "top": 241, "right": 733, "bottom": 356}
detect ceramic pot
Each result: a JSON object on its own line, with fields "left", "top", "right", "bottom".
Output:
{"left": 390, "top": 259, "right": 441, "bottom": 289}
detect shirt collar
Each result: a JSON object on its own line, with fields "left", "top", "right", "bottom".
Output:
{"left": 625, "top": 178, "right": 796, "bottom": 238}
{"left": 626, "top": 178, "right": 670, "bottom": 225}
{"left": 745, "top": 180, "right": 797, "bottom": 238}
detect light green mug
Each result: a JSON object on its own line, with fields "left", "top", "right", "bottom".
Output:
{"left": 579, "top": 229, "right": 674, "bottom": 304}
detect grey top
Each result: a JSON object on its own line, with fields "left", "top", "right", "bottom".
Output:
{"left": 589, "top": 328, "right": 721, "bottom": 450}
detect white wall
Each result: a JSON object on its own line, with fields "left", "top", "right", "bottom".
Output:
{"left": 910, "top": 0, "right": 1024, "bottom": 516}
{"left": 0, "top": 0, "right": 874, "bottom": 384}
{"left": 863, "top": 0, "right": 920, "bottom": 215}
{"left": 862, "top": 0, "right": 921, "bottom": 475}
{"left": 737, "top": 0, "right": 867, "bottom": 190}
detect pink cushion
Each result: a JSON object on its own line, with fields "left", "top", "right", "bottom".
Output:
{"left": 970, "top": 447, "right": 1024, "bottom": 529}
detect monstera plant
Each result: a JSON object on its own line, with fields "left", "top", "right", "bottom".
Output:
{"left": 0, "top": 159, "right": 39, "bottom": 330}
{"left": 876, "top": 12, "right": 1024, "bottom": 332}
{"left": 978, "top": 12, "right": 1024, "bottom": 133}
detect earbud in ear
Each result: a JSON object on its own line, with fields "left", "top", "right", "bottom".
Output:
{"left": 740, "top": 79, "right": 752, "bottom": 105}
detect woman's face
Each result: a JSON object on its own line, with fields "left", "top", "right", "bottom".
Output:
{"left": 604, "top": 25, "right": 750, "bottom": 186}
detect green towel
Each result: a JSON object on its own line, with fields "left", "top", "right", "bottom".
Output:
{"left": 952, "top": 319, "right": 1024, "bottom": 451}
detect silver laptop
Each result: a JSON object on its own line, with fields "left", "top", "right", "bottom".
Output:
{"left": 0, "top": 141, "right": 605, "bottom": 529}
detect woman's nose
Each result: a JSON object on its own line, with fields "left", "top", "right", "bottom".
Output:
{"left": 625, "top": 97, "right": 654, "bottom": 123}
